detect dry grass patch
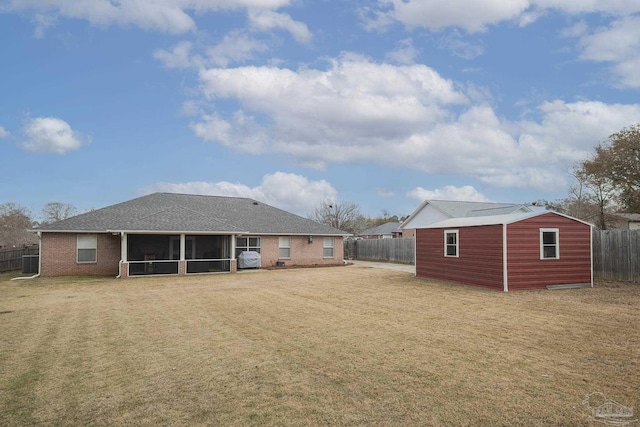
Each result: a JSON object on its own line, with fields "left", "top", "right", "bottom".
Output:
{"left": 0, "top": 267, "right": 638, "bottom": 426}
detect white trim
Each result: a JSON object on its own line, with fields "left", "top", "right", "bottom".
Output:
{"left": 418, "top": 210, "right": 594, "bottom": 230}
{"left": 503, "top": 223, "right": 508, "bottom": 292}
{"left": 444, "top": 229, "right": 459, "bottom": 258}
{"left": 540, "top": 228, "right": 560, "bottom": 260}
{"left": 278, "top": 236, "right": 291, "bottom": 259}
{"left": 77, "top": 234, "right": 98, "bottom": 264}
{"left": 35, "top": 229, "right": 349, "bottom": 237}
{"left": 322, "top": 237, "right": 334, "bottom": 258}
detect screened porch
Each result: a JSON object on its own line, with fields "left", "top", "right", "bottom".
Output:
{"left": 126, "top": 234, "right": 232, "bottom": 276}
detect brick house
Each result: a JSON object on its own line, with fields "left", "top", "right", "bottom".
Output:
{"left": 33, "top": 193, "right": 349, "bottom": 278}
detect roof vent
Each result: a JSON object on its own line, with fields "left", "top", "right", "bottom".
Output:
{"left": 253, "top": 201, "right": 259, "bottom": 205}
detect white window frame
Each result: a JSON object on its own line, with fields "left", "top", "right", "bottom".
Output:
{"left": 77, "top": 234, "right": 97, "bottom": 263}
{"left": 235, "top": 236, "right": 261, "bottom": 257}
{"left": 540, "top": 228, "right": 560, "bottom": 260}
{"left": 444, "top": 230, "right": 459, "bottom": 258}
{"left": 278, "top": 236, "right": 291, "bottom": 259}
{"left": 323, "top": 237, "right": 334, "bottom": 258}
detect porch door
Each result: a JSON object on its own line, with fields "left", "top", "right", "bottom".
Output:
{"left": 169, "top": 236, "right": 195, "bottom": 260}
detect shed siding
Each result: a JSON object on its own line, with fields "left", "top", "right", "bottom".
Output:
{"left": 416, "top": 225, "right": 503, "bottom": 290}
{"left": 507, "top": 213, "right": 591, "bottom": 290}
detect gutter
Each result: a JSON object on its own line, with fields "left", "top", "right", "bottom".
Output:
{"left": 11, "top": 231, "right": 41, "bottom": 281}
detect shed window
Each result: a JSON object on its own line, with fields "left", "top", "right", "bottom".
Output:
{"left": 540, "top": 229, "right": 559, "bottom": 259}
{"left": 279, "top": 237, "right": 291, "bottom": 258}
{"left": 444, "top": 230, "right": 459, "bottom": 257}
{"left": 323, "top": 237, "right": 334, "bottom": 258}
{"left": 77, "top": 234, "right": 97, "bottom": 263}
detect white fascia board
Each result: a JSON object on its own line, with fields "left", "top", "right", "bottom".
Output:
{"left": 400, "top": 200, "right": 432, "bottom": 229}
{"left": 241, "top": 232, "right": 350, "bottom": 237}
{"left": 33, "top": 229, "right": 110, "bottom": 233}
{"left": 115, "top": 230, "right": 247, "bottom": 235}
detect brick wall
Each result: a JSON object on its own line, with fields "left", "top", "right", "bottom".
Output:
{"left": 258, "top": 235, "right": 344, "bottom": 268}
{"left": 41, "top": 233, "right": 120, "bottom": 277}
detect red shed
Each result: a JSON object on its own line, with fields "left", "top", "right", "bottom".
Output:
{"left": 415, "top": 211, "right": 593, "bottom": 291}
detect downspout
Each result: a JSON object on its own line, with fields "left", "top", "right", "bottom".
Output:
{"left": 12, "top": 231, "right": 42, "bottom": 281}
{"left": 503, "top": 223, "right": 508, "bottom": 292}
{"left": 116, "top": 232, "right": 125, "bottom": 279}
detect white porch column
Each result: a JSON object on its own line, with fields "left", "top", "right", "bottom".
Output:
{"left": 180, "top": 234, "right": 186, "bottom": 260}
{"left": 121, "top": 233, "right": 127, "bottom": 262}
{"left": 231, "top": 234, "right": 236, "bottom": 259}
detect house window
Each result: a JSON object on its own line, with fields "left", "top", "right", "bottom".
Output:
{"left": 323, "top": 237, "right": 334, "bottom": 258}
{"left": 540, "top": 229, "right": 559, "bottom": 259}
{"left": 279, "top": 237, "right": 291, "bottom": 258}
{"left": 444, "top": 230, "right": 459, "bottom": 257}
{"left": 235, "top": 236, "right": 260, "bottom": 258}
{"left": 77, "top": 234, "right": 97, "bottom": 263}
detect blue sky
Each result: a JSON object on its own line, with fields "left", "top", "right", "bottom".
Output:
{"left": 1, "top": 1, "right": 639, "bottom": 221}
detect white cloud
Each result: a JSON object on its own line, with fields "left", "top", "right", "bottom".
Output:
{"left": 190, "top": 53, "right": 640, "bottom": 192}
{"left": 438, "top": 31, "right": 485, "bottom": 59}
{"left": 21, "top": 117, "right": 89, "bottom": 154}
{"left": 576, "top": 15, "right": 640, "bottom": 88}
{"left": 248, "top": 9, "right": 312, "bottom": 43}
{"left": 385, "top": 38, "right": 419, "bottom": 65}
{"left": 5, "top": 0, "right": 293, "bottom": 35}
{"left": 407, "top": 185, "right": 489, "bottom": 202}
{"left": 0, "top": 126, "right": 10, "bottom": 139}
{"left": 370, "top": 0, "right": 640, "bottom": 33}
{"left": 206, "top": 32, "right": 270, "bottom": 67}
{"left": 139, "top": 172, "right": 337, "bottom": 216}
{"left": 376, "top": 0, "right": 530, "bottom": 32}
{"left": 194, "top": 53, "right": 468, "bottom": 168}
{"left": 155, "top": 33, "right": 270, "bottom": 70}
{"left": 154, "top": 41, "right": 202, "bottom": 69}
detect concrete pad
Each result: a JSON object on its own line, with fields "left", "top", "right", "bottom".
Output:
{"left": 347, "top": 260, "right": 415, "bottom": 274}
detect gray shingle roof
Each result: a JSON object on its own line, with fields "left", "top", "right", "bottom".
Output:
{"left": 35, "top": 193, "right": 349, "bottom": 235}
{"left": 359, "top": 222, "right": 402, "bottom": 236}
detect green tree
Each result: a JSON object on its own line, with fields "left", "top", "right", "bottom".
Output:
{"left": 583, "top": 123, "right": 640, "bottom": 212}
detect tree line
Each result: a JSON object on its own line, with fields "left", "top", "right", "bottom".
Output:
{"left": 309, "top": 200, "right": 407, "bottom": 235}
{"left": 0, "top": 202, "right": 77, "bottom": 248}
{"left": 546, "top": 123, "right": 640, "bottom": 229}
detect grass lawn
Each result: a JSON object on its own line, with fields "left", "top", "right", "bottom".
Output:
{"left": 0, "top": 267, "right": 638, "bottom": 426}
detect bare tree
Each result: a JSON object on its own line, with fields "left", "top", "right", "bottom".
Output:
{"left": 41, "top": 202, "right": 77, "bottom": 224}
{"left": 309, "top": 200, "right": 364, "bottom": 234}
{"left": 0, "top": 203, "right": 35, "bottom": 247}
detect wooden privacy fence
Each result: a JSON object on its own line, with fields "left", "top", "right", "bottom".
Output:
{"left": 0, "top": 246, "right": 39, "bottom": 273}
{"left": 593, "top": 229, "right": 640, "bottom": 283}
{"left": 346, "top": 238, "right": 415, "bottom": 264}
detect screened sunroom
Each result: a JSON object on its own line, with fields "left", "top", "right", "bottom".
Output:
{"left": 125, "top": 234, "right": 233, "bottom": 276}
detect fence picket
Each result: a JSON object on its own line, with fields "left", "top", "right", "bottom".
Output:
{"left": 0, "top": 246, "right": 39, "bottom": 273}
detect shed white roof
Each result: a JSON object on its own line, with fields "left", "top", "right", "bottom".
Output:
{"left": 418, "top": 210, "right": 583, "bottom": 229}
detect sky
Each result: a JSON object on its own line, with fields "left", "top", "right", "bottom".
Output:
{"left": 1, "top": 0, "right": 640, "bottom": 221}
